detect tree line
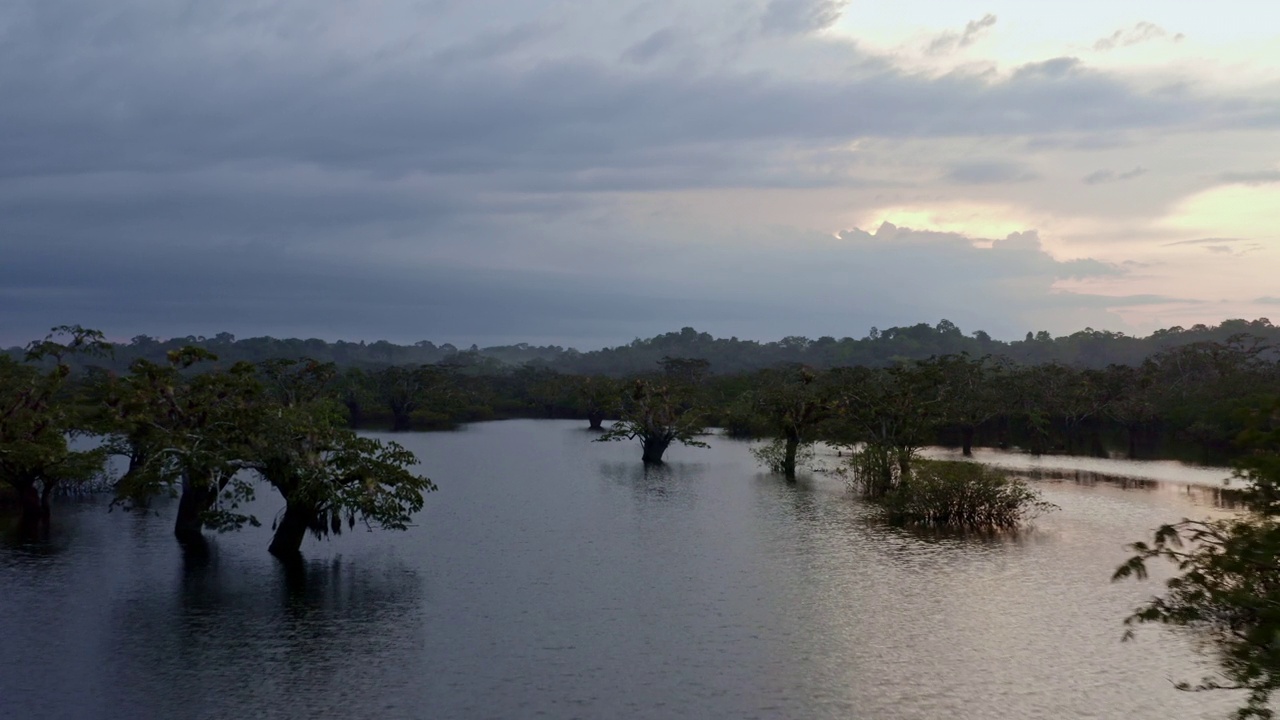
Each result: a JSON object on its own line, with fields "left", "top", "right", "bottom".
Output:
{"left": 13, "top": 318, "right": 1280, "bottom": 376}
{"left": 321, "top": 332, "right": 1279, "bottom": 465}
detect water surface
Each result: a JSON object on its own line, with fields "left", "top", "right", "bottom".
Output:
{"left": 0, "top": 420, "right": 1247, "bottom": 719}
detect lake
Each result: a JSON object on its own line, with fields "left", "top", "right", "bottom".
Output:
{"left": 0, "top": 420, "right": 1249, "bottom": 719}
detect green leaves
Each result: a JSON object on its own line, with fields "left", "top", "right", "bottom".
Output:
{"left": 0, "top": 326, "right": 113, "bottom": 518}
{"left": 597, "top": 374, "right": 709, "bottom": 463}
{"left": 1115, "top": 404, "right": 1280, "bottom": 717}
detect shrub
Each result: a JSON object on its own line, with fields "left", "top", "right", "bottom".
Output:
{"left": 879, "top": 460, "right": 1056, "bottom": 529}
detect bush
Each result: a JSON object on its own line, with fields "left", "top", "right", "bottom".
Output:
{"left": 879, "top": 460, "right": 1056, "bottom": 529}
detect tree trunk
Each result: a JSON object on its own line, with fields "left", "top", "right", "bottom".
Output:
{"left": 961, "top": 426, "right": 975, "bottom": 457}
{"left": 783, "top": 428, "right": 800, "bottom": 480}
{"left": 15, "top": 478, "right": 42, "bottom": 525}
{"left": 344, "top": 400, "right": 362, "bottom": 428}
{"left": 1090, "top": 428, "right": 1107, "bottom": 458}
{"left": 174, "top": 476, "right": 214, "bottom": 547}
{"left": 38, "top": 481, "right": 55, "bottom": 521}
{"left": 641, "top": 435, "right": 671, "bottom": 464}
{"left": 269, "top": 501, "right": 317, "bottom": 559}
{"left": 588, "top": 411, "right": 605, "bottom": 431}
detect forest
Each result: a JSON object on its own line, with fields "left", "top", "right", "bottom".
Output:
{"left": 11, "top": 317, "right": 1279, "bottom": 375}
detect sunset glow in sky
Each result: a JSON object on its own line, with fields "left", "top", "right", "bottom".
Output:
{"left": 3, "top": 1, "right": 1279, "bottom": 347}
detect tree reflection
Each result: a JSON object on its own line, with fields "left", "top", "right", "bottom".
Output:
{"left": 107, "top": 553, "right": 424, "bottom": 719}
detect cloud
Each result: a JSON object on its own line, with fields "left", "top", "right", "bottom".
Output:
{"left": 943, "top": 161, "right": 1039, "bottom": 185}
{"left": 927, "top": 13, "right": 997, "bottom": 56}
{"left": 1083, "top": 166, "right": 1147, "bottom": 184}
{"left": 0, "top": 0, "right": 1276, "bottom": 347}
{"left": 0, "top": 180, "right": 1135, "bottom": 346}
{"left": 1094, "top": 22, "right": 1184, "bottom": 51}
{"left": 1219, "top": 169, "right": 1280, "bottom": 185}
{"left": 621, "top": 27, "right": 682, "bottom": 64}
{"left": 760, "top": 0, "right": 847, "bottom": 36}
{"left": 1011, "top": 57, "right": 1082, "bottom": 80}
{"left": 1162, "top": 237, "right": 1245, "bottom": 247}
{"left": 1159, "top": 237, "right": 1261, "bottom": 257}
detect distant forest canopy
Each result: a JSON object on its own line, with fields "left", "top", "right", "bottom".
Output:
{"left": 7, "top": 318, "right": 1280, "bottom": 375}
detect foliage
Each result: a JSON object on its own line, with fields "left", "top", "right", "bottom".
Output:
{"left": 243, "top": 358, "right": 436, "bottom": 556}
{"left": 102, "top": 352, "right": 436, "bottom": 555}
{"left": 935, "top": 353, "right": 1006, "bottom": 455}
{"left": 20, "top": 319, "right": 1280, "bottom": 380}
{"left": 751, "top": 437, "right": 816, "bottom": 475}
{"left": 839, "top": 444, "right": 909, "bottom": 500}
{"left": 743, "top": 366, "right": 836, "bottom": 478}
{"left": 877, "top": 460, "right": 1055, "bottom": 529}
{"left": 0, "top": 326, "right": 112, "bottom": 522}
{"left": 597, "top": 376, "right": 709, "bottom": 464}
{"left": 1114, "top": 405, "right": 1280, "bottom": 718}
{"left": 103, "top": 348, "right": 266, "bottom": 547}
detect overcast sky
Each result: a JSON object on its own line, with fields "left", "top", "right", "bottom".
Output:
{"left": 4, "top": 1, "right": 1279, "bottom": 349}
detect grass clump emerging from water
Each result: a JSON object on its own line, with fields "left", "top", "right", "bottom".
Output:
{"left": 849, "top": 456, "right": 1056, "bottom": 530}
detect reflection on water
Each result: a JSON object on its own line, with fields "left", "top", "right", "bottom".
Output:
{"left": 1, "top": 420, "right": 1249, "bottom": 720}
{"left": 918, "top": 445, "right": 1234, "bottom": 487}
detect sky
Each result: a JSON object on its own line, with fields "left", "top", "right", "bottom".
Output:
{"left": 3, "top": 0, "right": 1279, "bottom": 349}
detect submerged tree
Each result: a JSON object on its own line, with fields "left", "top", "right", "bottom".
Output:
{"left": 110, "top": 353, "right": 436, "bottom": 557}
{"left": 569, "top": 375, "right": 620, "bottom": 431}
{"left": 935, "top": 353, "right": 1004, "bottom": 456}
{"left": 746, "top": 366, "right": 834, "bottom": 479}
{"left": 109, "top": 348, "right": 263, "bottom": 548}
{"left": 597, "top": 378, "right": 708, "bottom": 464}
{"left": 0, "top": 326, "right": 111, "bottom": 528}
{"left": 246, "top": 359, "right": 436, "bottom": 558}
{"left": 829, "top": 360, "right": 946, "bottom": 497}
{"left": 1114, "top": 404, "right": 1280, "bottom": 718}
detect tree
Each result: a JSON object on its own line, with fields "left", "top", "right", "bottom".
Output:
{"left": 109, "top": 348, "right": 263, "bottom": 548}
{"left": 829, "top": 360, "right": 945, "bottom": 497}
{"left": 746, "top": 366, "right": 834, "bottom": 479}
{"left": 245, "top": 359, "right": 437, "bottom": 558}
{"left": 0, "top": 326, "right": 110, "bottom": 528}
{"left": 935, "top": 353, "right": 1004, "bottom": 456}
{"left": 597, "top": 378, "right": 708, "bottom": 464}
{"left": 373, "top": 364, "right": 460, "bottom": 430}
{"left": 569, "top": 375, "right": 620, "bottom": 430}
{"left": 1114, "top": 404, "right": 1280, "bottom": 718}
